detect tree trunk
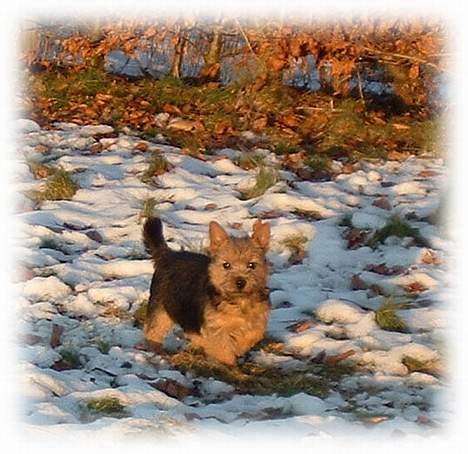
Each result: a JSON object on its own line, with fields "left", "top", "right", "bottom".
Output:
{"left": 170, "top": 26, "right": 187, "bottom": 79}
{"left": 201, "top": 25, "right": 223, "bottom": 81}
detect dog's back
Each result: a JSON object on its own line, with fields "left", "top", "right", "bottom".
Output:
{"left": 143, "top": 217, "right": 214, "bottom": 333}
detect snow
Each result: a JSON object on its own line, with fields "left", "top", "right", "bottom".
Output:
{"left": 15, "top": 121, "right": 450, "bottom": 439}
{"left": 22, "top": 276, "right": 71, "bottom": 302}
{"left": 316, "top": 300, "right": 366, "bottom": 324}
{"left": 351, "top": 212, "right": 387, "bottom": 230}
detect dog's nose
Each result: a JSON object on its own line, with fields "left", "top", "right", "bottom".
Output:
{"left": 235, "top": 278, "right": 246, "bottom": 290}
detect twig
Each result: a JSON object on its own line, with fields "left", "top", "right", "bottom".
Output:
{"left": 356, "top": 70, "right": 364, "bottom": 100}
{"left": 235, "top": 19, "right": 258, "bottom": 60}
{"left": 361, "top": 45, "right": 442, "bottom": 70}
{"left": 295, "top": 106, "right": 344, "bottom": 112}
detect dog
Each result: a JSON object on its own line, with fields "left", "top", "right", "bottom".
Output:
{"left": 142, "top": 217, "right": 271, "bottom": 365}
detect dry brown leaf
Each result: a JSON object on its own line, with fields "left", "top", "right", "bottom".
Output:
{"left": 402, "top": 281, "right": 428, "bottom": 294}
{"left": 372, "top": 197, "right": 391, "bottom": 210}
{"left": 387, "top": 150, "right": 409, "bottom": 161}
{"left": 152, "top": 379, "right": 192, "bottom": 400}
{"left": 417, "top": 170, "right": 439, "bottom": 178}
{"left": 162, "top": 103, "right": 182, "bottom": 115}
{"left": 288, "top": 249, "right": 306, "bottom": 265}
{"left": 50, "top": 324, "right": 64, "bottom": 348}
{"left": 258, "top": 210, "right": 282, "bottom": 219}
{"left": 365, "top": 263, "right": 406, "bottom": 275}
{"left": 351, "top": 274, "right": 368, "bottom": 290}
{"left": 286, "top": 319, "right": 315, "bottom": 333}
{"left": 279, "top": 113, "right": 302, "bottom": 128}
{"left": 324, "top": 349, "right": 356, "bottom": 365}
{"left": 346, "top": 229, "right": 368, "bottom": 250}
{"left": 167, "top": 118, "right": 198, "bottom": 132}
{"left": 392, "top": 123, "right": 411, "bottom": 130}
{"left": 421, "top": 250, "right": 441, "bottom": 265}
{"left": 135, "top": 142, "right": 149, "bottom": 152}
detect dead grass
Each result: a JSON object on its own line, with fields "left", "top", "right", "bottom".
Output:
{"left": 140, "top": 153, "right": 173, "bottom": 184}
{"left": 241, "top": 166, "right": 279, "bottom": 200}
{"left": 166, "top": 349, "right": 353, "bottom": 398}
{"left": 375, "top": 299, "right": 408, "bottom": 332}
{"left": 30, "top": 168, "right": 79, "bottom": 201}
{"left": 280, "top": 233, "right": 308, "bottom": 255}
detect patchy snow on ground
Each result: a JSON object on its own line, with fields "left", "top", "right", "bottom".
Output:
{"left": 14, "top": 120, "right": 452, "bottom": 441}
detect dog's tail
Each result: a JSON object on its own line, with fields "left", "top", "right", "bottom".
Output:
{"left": 143, "top": 217, "right": 169, "bottom": 260}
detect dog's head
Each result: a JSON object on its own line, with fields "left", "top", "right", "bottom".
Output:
{"left": 208, "top": 220, "right": 270, "bottom": 298}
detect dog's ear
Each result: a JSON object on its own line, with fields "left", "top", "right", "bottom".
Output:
{"left": 209, "top": 221, "right": 230, "bottom": 254}
{"left": 251, "top": 220, "right": 270, "bottom": 250}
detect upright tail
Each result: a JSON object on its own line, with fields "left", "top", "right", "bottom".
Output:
{"left": 143, "top": 217, "right": 169, "bottom": 260}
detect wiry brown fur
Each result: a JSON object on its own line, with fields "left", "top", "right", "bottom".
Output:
{"left": 142, "top": 217, "right": 271, "bottom": 365}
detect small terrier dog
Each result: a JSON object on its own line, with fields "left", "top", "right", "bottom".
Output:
{"left": 142, "top": 217, "right": 271, "bottom": 365}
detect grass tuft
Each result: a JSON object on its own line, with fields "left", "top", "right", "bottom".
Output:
{"left": 338, "top": 213, "right": 353, "bottom": 228}
{"left": 86, "top": 397, "right": 126, "bottom": 415}
{"left": 58, "top": 347, "right": 81, "bottom": 368}
{"left": 367, "top": 217, "right": 428, "bottom": 248}
{"left": 375, "top": 299, "right": 408, "bottom": 332}
{"left": 31, "top": 168, "right": 78, "bottom": 201}
{"left": 242, "top": 166, "right": 279, "bottom": 199}
{"left": 235, "top": 154, "right": 265, "bottom": 170}
{"left": 140, "top": 153, "right": 172, "bottom": 184}
{"left": 280, "top": 233, "right": 308, "bottom": 254}
{"left": 133, "top": 302, "right": 148, "bottom": 328}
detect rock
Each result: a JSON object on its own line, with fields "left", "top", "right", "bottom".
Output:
{"left": 154, "top": 112, "right": 170, "bottom": 128}
{"left": 17, "top": 119, "right": 40, "bottom": 133}
{"left": 80, "top": 125, "right": 114, "bottom": 137}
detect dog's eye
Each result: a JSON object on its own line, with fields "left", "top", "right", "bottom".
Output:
{"left": 247, "top": 262, "right": 256, "bottom": 269}
{"left": 223, "top": 262, "right": 231, "bottom": 269}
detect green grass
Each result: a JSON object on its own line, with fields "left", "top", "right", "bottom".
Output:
{"left": 305, "top": 155, "right": 328, "bottom": 174}
{"left": 338, "top": 213, "right": 353, "bottom": 228}
{"left": 95, "top": 339, "right": 111, "bottom": 354}
{"left": 30, "top": 67, "right": 442, "bottom": 162}
{"left": 30, "top": 168, "right": 78, "bottom": 201}
{"left": 271, "top": 142, "right": 301, "bottom": 156}
{"left": 241, "top": 166, "right": 279, "bottom": 199}
{"left": 375, "top": 299, "right": 408, "bottom": 332}
{"left": 133, "top": 302, "right": 148, "bottom": 328}
{"left": 367, "top": 217, "right": 428, "bottom": 248}
{"left": 58, "top": 347, "right": 81, "bottom": 368}
{"left": 86, "top": 397, "right": 126, "bottom": 415}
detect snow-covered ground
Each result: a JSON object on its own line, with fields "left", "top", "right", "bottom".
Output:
{"left": 14, "top": 119, "right": 452, "bottom": 440}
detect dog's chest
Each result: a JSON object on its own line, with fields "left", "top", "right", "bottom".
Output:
{"left": 202, "top": 297, "right": 269, "bottom": 336}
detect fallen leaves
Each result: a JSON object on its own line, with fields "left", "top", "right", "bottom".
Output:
{"left": 364, "top": 263, "right": 406, "bottom": 275}
{"left": 151, "top": 379, "right": 192, "bottom": 400}
{"left": 402, "top": 281, "right": 428, "bottom": 294}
